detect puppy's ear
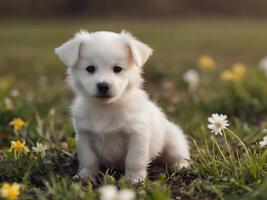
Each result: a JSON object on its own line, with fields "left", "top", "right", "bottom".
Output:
{"left": 121, "top": 31, "right": 153, "bottom": 67}
{"left": 54, "top": 35, "right": 82, "bottom": 67}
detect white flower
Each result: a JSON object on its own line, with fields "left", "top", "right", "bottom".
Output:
{"left": 49, "top": 108, "right": 55, "bottom": 116}
{"left": 99, "top": 185, "right": 135, "bottom": 200}
{"left": 183, "top": 69, "right": 199, "bottom": 92}
{"left": 32, "top": 142, "right": 48, "bottom": 157}
{"left": 258, "top": 57, "right": 267, "bottom": 75}
{"left": 10, "top": 89, "right": 19, "bottom": 97}
{"left": 259, "top": 136, "right": 267, "bottom": 148}
{"left": 208, "top": 113, "right": 229, "bottom": 136}
{"left": 3, "top": 97, "right": 14, "bottom": 110}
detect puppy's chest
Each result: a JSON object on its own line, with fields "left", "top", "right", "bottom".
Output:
{"left": 76, "top": 111, "right": 130, "bottom": 166}
{"left": 93, "top": 131, "right": 129, "bottom": 167}
{"left": 77, "top": 108, "right": 128, "bottom": 134}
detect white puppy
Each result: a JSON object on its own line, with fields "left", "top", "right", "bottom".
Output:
{"left": 54, "top": 30, "right": 190, "bottom": 183}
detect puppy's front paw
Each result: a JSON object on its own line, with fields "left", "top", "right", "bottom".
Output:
{"left": 73, "top": 168, "right": 96, "bottom": 183}
{"left": 125, "top": 169, "right": 147, "bottom": 184}
{"left": 178, "top": 158, "right": 190, "bottom": 169}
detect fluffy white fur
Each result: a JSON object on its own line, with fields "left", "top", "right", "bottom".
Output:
{"left": 54, "top": 30, "right": 190, "bottom": 183}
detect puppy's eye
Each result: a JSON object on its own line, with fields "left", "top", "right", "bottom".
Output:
{"left": 113, "top": 66, "right": 123, "bottom": 73}
{"left": 86, "top": 65, "right": 96, "bottom": 74}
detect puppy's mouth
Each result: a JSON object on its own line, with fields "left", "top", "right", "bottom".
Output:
{"left": 95, "top": 93, "right": 121, "bottom": 104}
{"left": 95, "top": 94, "right": 112, "bottom": 99}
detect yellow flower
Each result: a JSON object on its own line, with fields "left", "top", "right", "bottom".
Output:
{"left": 10, "top": 140, "right": 29, "bottom": 159}
{"left": 9, "top": 118, "right": 26, "bottom": 132}
{"left": 232, "top": 63, "right": 246, "bottom": 77}
{"left": 0, "top": 76, "right": 14, "bottom": 90}
{"left": 221, "top": 70, "right": 236, "bottom": 81}
{"left": 0, "top": 183, "right": 20, "bottom": 200}
{"left": 198, "top": 55, "right": 215, "bottom": 70}
{"left": 221, "top": 63, "right": 247, "bottom": 81}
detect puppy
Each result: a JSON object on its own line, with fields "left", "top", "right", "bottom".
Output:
{"left": 54, "top": 30, "right": 190, "bottom": 183}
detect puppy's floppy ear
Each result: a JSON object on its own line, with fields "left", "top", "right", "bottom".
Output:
{"left": 54, "top": 33, "right": 83, "bottom": 67}
{"left": 121, "top": 30, "right": 153, "bottom": 67}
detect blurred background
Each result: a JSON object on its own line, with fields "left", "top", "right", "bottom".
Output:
{"left": 1, "top": 0, "right": 267, "bottom": 122}
{"left": 2, "top": 0, "right": 267, "bottom": 17}
{"left": 1, "top": 0, "right": 267, "bottom": 78}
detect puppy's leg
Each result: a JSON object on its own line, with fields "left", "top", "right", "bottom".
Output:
{"left": 75, "top": 131, "right": 99, "bottom": 181}
{"left": 163, "top": 122, "right": 190, "bottom": 169}
{"left": 125, "top": 129, "right": 150, "bottom": 183}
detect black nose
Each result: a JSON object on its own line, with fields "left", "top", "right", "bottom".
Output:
{"left": 97, "top": 82, "right": 110, "bottom": 94}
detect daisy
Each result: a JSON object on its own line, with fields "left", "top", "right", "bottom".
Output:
{"left": 259, "top": 136, "right": 267, "bottom": 148}
{"left": 32, "top": 142, "right": 48, "bottom": 157}
{"left": 10, "top": 89, "right": 19, "bottom": 98}
{"left": 10, "top": 140, "right": 30, "bottom": 159}
{"left": 3, "top": 98, "right": 14, "bottom": 110}
{"left": 9, "top": 118, "right": 26, "bottom": 132}
{"left": 198, "top": 55, "right": 215, "bottom": 70}
{"left": 221, "top": 63, "right": 246, "bottom": 81}
{"left": 99, "top": 185, "right": 135, "bottom": 200}
{"left": 232, "top": 63, "right": 246, "bottom": 77}
{"left": 183, "top": 69, "right": 199, "bottom": 92}
{"left": 0, "top": 76, "right": 13, "bottom": 90}
{"left": 0, "top": 183, "right": 20, "bottom": 200}
{"left": 258, "top": 56, "right": 267, "bottom": 75}
{"left": 208, "top": 113, "right": 229, "bottom": 136}
{"left": 221, "top": 70, "right": 235, "bottom": 81}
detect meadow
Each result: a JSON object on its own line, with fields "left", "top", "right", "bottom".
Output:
{"left": 0, "top": 18, "right": 267, "bottom": 200}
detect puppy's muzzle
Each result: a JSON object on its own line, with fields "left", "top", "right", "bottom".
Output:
{"left": 97, "top": 82, "right": 110, "bottom": 98}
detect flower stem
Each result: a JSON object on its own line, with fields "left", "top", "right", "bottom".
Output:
{"left": 225, "top": 128, "right": 250, "bottom": 155}
{"left": 223, "top": 130, "right": 234, "bottom": 164}
{"left": 213, "top": 137, "right": 227, "bottom": 162}
{"left": 193, "top": 140, "right": 208, "bottom": 164}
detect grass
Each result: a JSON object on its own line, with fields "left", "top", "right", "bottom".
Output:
{"left": 0, "top": 18, "right": 267, "bottom": 200}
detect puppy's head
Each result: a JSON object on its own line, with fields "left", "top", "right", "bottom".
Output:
{"left": 55, "top": 30, "right": 152, "bottom": 103}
